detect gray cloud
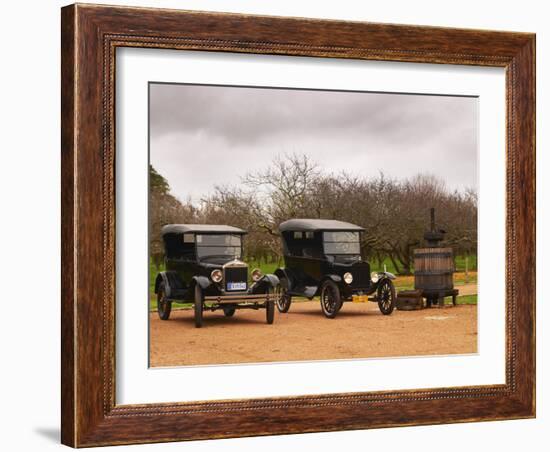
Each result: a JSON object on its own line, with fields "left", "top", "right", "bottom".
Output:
{"left": 150, "top": 83, "right": 477, "bottom": 203}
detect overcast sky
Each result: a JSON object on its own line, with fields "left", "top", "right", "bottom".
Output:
{"left": 150, "top": 83, "right": 478, "bottom": 204}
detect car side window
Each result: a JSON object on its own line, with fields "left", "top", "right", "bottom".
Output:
{"left": 180, "top": 234, "right": 196, "bottom": 260}
{"left": 164, "top": 233, "right": 196, "bottom": 260}
{"left": 288, "top": 230, "right": 321, "bottom": 258}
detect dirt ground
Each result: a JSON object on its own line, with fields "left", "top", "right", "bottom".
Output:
{"left": 456, "top": 283, "right": 477, "bottom": 295}
{"left": 149, "top": 301, "right": 477, "bottom": 367}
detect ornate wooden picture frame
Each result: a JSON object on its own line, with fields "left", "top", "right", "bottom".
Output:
{"left": 61, "top": 3, "right": 535, "bottom": 447}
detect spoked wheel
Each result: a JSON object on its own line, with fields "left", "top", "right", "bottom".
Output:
{"left": 265, "top": 288, "right": 275, "bottom": 325}
{"left": 377, "top": 279, "right": 396, "bottom": 315}
{"left": 157, "top": 282, "right": 172, "bottom": 320}
{"left": 320, "top": 280, "right": 342, "bottom": 318}
{"left": 223, "top": 306, "right": 236, "bottom": 317}
{"left": 275, "top": 278, "right": 292, "bottom": 313}
{"left": 194, "top": 284, "right": 204, "bottom": 328}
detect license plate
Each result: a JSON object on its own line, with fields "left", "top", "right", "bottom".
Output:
{"left": 227, "top": 282, "right": 247, "bottom": 291}
{"left": 352, "top": 295, "right": 369, "bottom": 303}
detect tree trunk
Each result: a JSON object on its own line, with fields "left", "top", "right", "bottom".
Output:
{"left": 388, "top": 254, "right": 402, "bottom": 275}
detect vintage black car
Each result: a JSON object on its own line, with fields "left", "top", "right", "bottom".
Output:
{"left": 154, "top": 224, "right": 279, "bottom": 327}
{"left": 274, "top": 219, "right": 396, "bottom": 318}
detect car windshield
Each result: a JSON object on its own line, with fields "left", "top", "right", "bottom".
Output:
{"left": 196, "top": 234, "right": 242, "bottom": 260}
{"left": 323, "top": 231, "right": 361, "bottom": 255}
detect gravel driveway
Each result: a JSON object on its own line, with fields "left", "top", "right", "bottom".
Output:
{"left": 150, "top": 301, "right": 477, "bottom": 367}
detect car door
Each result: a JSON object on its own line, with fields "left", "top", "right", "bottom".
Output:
{"left": 294, "top": 231, "right": 322, "bottom": 286}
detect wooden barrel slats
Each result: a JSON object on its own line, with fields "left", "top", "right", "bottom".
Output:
{"left": 413, "top": 247, "right": 454, "bottom": 292}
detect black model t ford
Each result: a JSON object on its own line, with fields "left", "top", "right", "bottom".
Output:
{"left": 154, "top": 224, "right": 279, "bottom": 327}
{"left": 274, "top": 219, "right": 396, "bottom": 318}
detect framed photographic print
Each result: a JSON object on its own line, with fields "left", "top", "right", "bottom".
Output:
{"left": 61, "top": 3, "right": 535, "bottom": 447}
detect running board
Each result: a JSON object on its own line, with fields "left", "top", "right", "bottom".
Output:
{"left": 204, "top": 294, "right": 272, "bottom": 304}
{"left": 289, "top": 286, "right": 317, "bottom": 298}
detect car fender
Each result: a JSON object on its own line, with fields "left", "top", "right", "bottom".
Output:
{"left": 274, "top": 268, "right": 293, "bottom": 288}
{"left": 378, "top": 271, "right": 396, "bottom": 280}
{"left": 155, "top": 271, "right": 184, "bottom": 298}
{"left": 370, "top": 272, "right": 397, "bottom": 294}
{"left": 313, "top": 274, "right": 343, "bottom": 298}
{"left": 324, "top": 274, "right": 343, "bottom": 284}
{"left": 192, "top": 275, "right": 212, "bottom": 291}
{"left": 251, "top": 274, "right": 280, "bottom": 293}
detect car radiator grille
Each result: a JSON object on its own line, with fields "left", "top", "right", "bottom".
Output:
{"left": 224, "top": 266, "right": 248, "bottom": 291}
{"left": 350, "top": 263, "right": 371, "bottom": 289}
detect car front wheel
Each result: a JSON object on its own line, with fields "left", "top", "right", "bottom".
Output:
{"left": 266, "top": 299, "right": 275, "bottom": 324}
{"left": 194, "top": 284, "right": 204, "bottom": 328}
{"left": 377, "top": 279, "right": 396, "bottom": 315}
{"left": 263, "top": 287, "right": 275, "bottom": 324}
{"left": 275, "top": 278, "right": 292, "bottom": 313}
{"left": 320, "top": 280, "right": 342, "bottom": 318}
{"left": 157, "top": 282, "right": 172, "bottom": 320}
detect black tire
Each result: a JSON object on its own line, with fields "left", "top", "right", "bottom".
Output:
{"left": 157, "top": 282, "right": 172, "bottom": 320}
{"left": 377, "top": 279, "right": 396, "bottom": 315}
{"left": 320, "top": 280, "right": 342, "bottom": 318}
{"left": 266, "top": 299, "right": 275, "bottom": 324}
{"left": 223, "top": 306, "right": 236, "bottom": 317}
{"left": 275, "top": 278, "right": 292, "bottom": 313}
{"left": 194, "top": 284, "right": 204, "bottom": 328}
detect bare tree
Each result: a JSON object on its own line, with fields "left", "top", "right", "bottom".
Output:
{"left": 149, "top": 156, "right": 478, "bottom": 274}
{"left": 242, "top": 153, "right": 320, "bottom": 223}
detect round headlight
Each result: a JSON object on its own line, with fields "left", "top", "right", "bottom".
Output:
{"left": 371, "top": 272, "right": 380, "bottom": 283}
{"left": 251, "top": 268, "right": 263, "bottom": 282}
{"left": 343, "top": 272, "right": 353, "bottom": 284}
{"left": 211, "top": 269, "right": 223, "bottom": 283}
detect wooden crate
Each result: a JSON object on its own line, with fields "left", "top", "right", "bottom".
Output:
{"left": 396, "top": 289, "right": 424, "bottom": 311}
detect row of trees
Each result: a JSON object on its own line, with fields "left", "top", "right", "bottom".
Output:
{"left": 149, "top": 154, "right": 477, "bottom": 274}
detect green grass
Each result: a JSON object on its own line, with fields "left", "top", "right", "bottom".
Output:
{"left": 455, "top": 294, "right": 478, "bottom": 305}
{"left": 246, "top": 260, "right": 282, "bottom": 275}
{"left": 149, "top": 261, "right": 164, "bottom": 292}
{"left": 149, "top": 293, "right": 191, "bottom": 312}
{"left": 369, "top": 257, "right": 398, "bottom": 274}
{"left": 454, "top": 254, "right": 478, "bottom": 272}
